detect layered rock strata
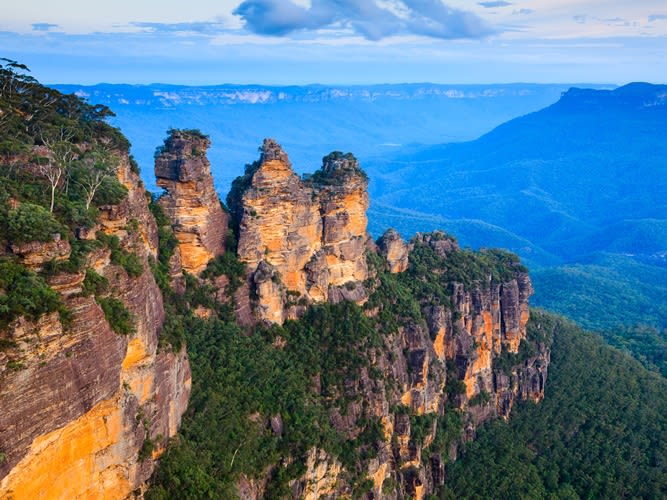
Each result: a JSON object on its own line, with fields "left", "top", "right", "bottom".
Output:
{"left": 378, "top": 228, "right": 410, "bottom": 273}
{"left": 232, "top": 139, "right": 369, "bottom": 323}
{"left": 0, "top": 152, "right": 191, "bottom": 499}
{"left": 155, "top": 130, "right": 228, "bottom": 275}
{"left": 270, "top": 230, "right": 547, "bottom": 499}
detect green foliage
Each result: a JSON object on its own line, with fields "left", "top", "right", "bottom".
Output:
{"left": 154, "top": 128, "right": 209, "bottom": 159}
{"left": 139, "top": 438, "right": 156, "bottom": 462}
{"left": 6, "top": 360, "right": 26, "bottom": 371}
{"left": 226, "top": 160, "right": 260, "bottom": 234}
{"left": 98, "top": 296, "right": 134, "bottom": 335}
{"left": 0, "top": 59, "right": 124, "bottom": 151}
{"left": 600, "top": 324, "right": 667, "bottom": 377}
{"left": 445, "top": 361, "right": 466, "bottom": 400}
{"left": 113, "top": 249, "right": 143, "bottom": 278}
{"left": 532, "top": 253, "right": 667, "bottom": 331}
{"left": 468, "top": 390, "right": 491, "bottom": 406}
{"left": 424, "top": 406, "right": 463, "bottom": 462}
{"left": 201, "top": 253, "right": 246, "bottom": 292}
{"left": 406, "top": 238, "right": 523, "bottom": 292}
{"left": 98, "top": 232, "right": 144, "bottom": 278}
{"left": 91, "top": 176, "right": 128, "bottom": 206}
{"left": 0, "top": 60, "right": 130, "bottom": 252}
{"left": 81, "top": 268, "right": 109, "bottom": 297}
{"left": 531, "top": 252, "right": 667, "bottom": 372}
{"left": 495, "top": 313, "right": 554, "bottom": 376}
{"left": 148, "top": 293, "right": 385, "bottom": 496}
{"left": 148, "top": 198, "right": 179, "bottom": 293}
{"left": 6, "top": 203, "right": 65, "bottom": 243}
{"left": 0, "top": 339, "right": 18, "bottom": 350}
{"left": 0, "top": 259, "right": 64, "bottom": 330}
{"left": 442, "top": 311, "right": 667, "bottom": 499}
{"left": 410, "top": 413, "right": 436, "bottom": 446}
{"left": 304, "top": 151, "right": 369, "bottom": 186}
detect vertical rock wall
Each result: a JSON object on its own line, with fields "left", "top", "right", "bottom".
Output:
{"left": 233, "top": 140, "right": 369, "bottom": 324}
{"left": 0, "top": 154, "right": 191, "bottom": 499}
{"left": 155, "top": 130, "right": 228, "bottom": 275}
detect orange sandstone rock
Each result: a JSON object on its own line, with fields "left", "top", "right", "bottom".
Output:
{"left": 232, "top": 140, "right": 369, "bottom": 324}
{"left": 155, "top": 130, "right": 228, "bottom": 275}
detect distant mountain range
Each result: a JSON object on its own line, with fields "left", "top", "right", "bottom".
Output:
{"left": 55, "top": 82, "right": 595, "bottom": 107}
{"left": 53, "top": 83, "right": 603, "bottom": 192}
{"left": 367, "top": 83, "right": 667, "bottom": 261}
{"left": 365, "top": 83, "right": 667, "bottom": 329}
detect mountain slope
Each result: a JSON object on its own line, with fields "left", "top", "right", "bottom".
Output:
{"left": 442, "top": 311, "right": 667, "bottom": 498}
{"left": 368, "top": 83, "right": 667, "bottom": 260}
{"left": 366, "top": 83, "right": 667, "bottom": 333}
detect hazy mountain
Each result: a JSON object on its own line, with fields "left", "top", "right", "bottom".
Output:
{"left": 53, "top": 83, "right": 593, "bottom": 192}
{"left": 365, "top": 83, "right": 667, "bottom": 329}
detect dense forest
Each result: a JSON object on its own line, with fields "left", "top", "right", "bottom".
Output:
{"left": 442, "top": 312, "right": 667, "bottom": 499}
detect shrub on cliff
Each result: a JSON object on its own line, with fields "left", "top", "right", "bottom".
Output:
{"left": 98, "top": 296, "right": 134, "bottom": 335}
{"left": 6, "top": 203, "right": 65, "bottom": 243}
{"left": 0, "top": 259, "right": 64, "bottom": 330}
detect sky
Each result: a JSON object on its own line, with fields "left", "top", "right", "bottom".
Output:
{"left": 1, "top": 0, "right": 666, "bottom": 85}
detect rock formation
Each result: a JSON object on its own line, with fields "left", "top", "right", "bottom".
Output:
{"left": 155, "top": 130, "right": 228, "bottom": 275}
{"left": 230, "top": 139, "right": 369, "bottom": 323}
{"left": 265, "top": 230, "right": 548, "bottom": 499}
{"left": 0, "top": 125, "right": 549, "bottom": 500}
{"left": 378, "top": 228, "right": 410, "bottom": 273}
{"left": 0, "top": 152, "right": 191, "bottom": 499}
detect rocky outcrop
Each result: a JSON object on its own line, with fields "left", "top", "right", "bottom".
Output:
{"left": 155, "top": 130, "right": 228, "bottom": 275}
{"left": 231, "top": 140, "right": 369, "bottom": 324}
{"left": 314, "top": 152, "right": 369, "bottom": 289}
{"left": 378, "top": 228, "right": 410, "bottom": 273}
{"left": 0, "top": 152, "right": 191, "bottom": 499}
{"left": 10, "top": 235, "right": 71, "bottom": 270}
{"left": 267, "top": 232, "right": 546, "bottom": 499}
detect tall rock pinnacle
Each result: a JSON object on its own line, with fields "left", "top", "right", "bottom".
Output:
{"left": 230, "top": 139, "right": 369, "bottom": 324}
{"left": 155, "top": 129, "right": 228, "bottom": 275}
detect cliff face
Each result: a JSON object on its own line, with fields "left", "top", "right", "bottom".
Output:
{"left": 155, "top": 130, "right": 228, "bottom": 275}
{"left": 0, "top": 153, "right": 191, "bottom": 499}
{"left": 232, "top": 140, "right": 368, "bottom": 324}
{"left": 275, "top": 231, "right": 549, "bottom": 499}
{"left": 1, "top": 110, "right": 549, "bottom": 499}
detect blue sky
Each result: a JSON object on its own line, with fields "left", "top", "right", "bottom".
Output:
{"left": 2, "top": 0, "right": 667, "bottom": 84}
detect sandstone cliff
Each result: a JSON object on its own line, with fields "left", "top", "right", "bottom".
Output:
{"left": 229, "top": 139, "right": 369, "bottom": 324}
{"left": 0, "top": 151, "right": 191, "bottom": 499}
{"left": 0, "top": 83, "right": 551, "bottom": 500}
{"left": 266, "top": 230, "right": 549, "bottom": 499}
{"left": 155, "top": 129, "right": 228, "bottom": 276}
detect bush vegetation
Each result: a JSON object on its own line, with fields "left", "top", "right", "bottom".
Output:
{"left": 441, "top": 312, "right": 667, "bottom": 499}
{"left": 0, "top": 259, "right": 65, "bottom": 330}
{"left": 6, "top": 203, "right": 65, "bottom": 243}
{"left": 98, "top": 296, "right": 134, "bottom": 335}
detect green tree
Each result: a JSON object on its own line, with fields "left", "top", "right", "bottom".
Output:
{"left": 74, "top": 140, "right": 121, "bottom": 209}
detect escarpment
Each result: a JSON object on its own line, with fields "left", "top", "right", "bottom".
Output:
{"left": 283, "top": 230, "right": 548, "bottom": 498}
{"left": 0, "top": 140, "right": 190, "bottom": 497}
{"left": 229, "top": 139, "right": 369, "bottom": 324}
{"left": 220, "top": 226, "right": 549, "bottom": 499}
{"left": 0, "top": 65, "right": 552, "bottom": 500}
{"left": 155, "top": 130, "right": 228, "bottom": 275}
